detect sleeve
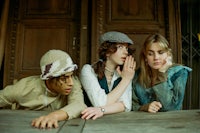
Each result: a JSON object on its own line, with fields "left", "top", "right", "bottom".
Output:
{"left": 80, "top": 64, "right": 108, "bottom": 107}
{"left": 132, "top": 83, "right": 142, "bottom": 111}
{"left": 152, "top": 68, "right": 191, "bottom": 111}
{"left": 0, "top": 77, "right": 28, "bottom": 108}
{"left": 60, "top": 76, "right": 87, "bottom": 120}
{"left": 118, "top": 82, "right": 132, "bottom": 112}
{"left": 131, "top": 71, "right": 141, "bottom": 111}
{"left": 0, "top": 85, "right": 16, "bottom": 108}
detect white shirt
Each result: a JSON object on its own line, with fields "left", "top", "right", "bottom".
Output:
{"left": 80, "top": 64, "right": 132, "bottom": 112}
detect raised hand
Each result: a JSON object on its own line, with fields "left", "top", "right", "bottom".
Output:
{"left": 159, "top": 55, "right": 172, "bottom": 73}
{"left": 117, "top": 55, "right": 136, "bottom": 80}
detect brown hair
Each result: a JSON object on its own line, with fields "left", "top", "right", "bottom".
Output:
{"left": 93, "top": 41, "right": 134, "bottom": 79}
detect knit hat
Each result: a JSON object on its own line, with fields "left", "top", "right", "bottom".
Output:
{"left": 40, "top": 49, "right": 77, "bottom": 80}
{"left": 99, "top": 31, "right": 133, "bottom": 45}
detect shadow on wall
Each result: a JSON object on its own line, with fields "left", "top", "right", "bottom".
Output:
{"left": 0, "top": 0, "right": 5, "bottom": 89}
{"left": 0, "top": 60, "right": 3, "bottom": 90}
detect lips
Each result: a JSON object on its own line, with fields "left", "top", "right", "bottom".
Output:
{"left": 121, "top": 57, "right": 126, "bottom": 62}
{"left": 65, "top": 88, "right": 71, "bottom": 93}
{"left": 154, "top": 62, "right": 161, "bottom": 65}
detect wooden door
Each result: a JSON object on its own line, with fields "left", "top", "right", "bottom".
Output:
{"left": 90, "top": 0, "right": 181, "bottom": 66}
{"left": 3, "top": 0, "right": 82, "bottom": 86}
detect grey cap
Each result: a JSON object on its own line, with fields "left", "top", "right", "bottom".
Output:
{"left": 99, "top": 31, "right": 133, "bottom": 45}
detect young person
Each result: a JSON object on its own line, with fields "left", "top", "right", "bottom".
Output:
{"left": 0, "top": 49, "right": 86, "bottom": 129}
{"left": 132, "top": 33, "right": 192, "bottom": 113}
{"left": 80, "top": 31, "right": 136, "bottom": 120}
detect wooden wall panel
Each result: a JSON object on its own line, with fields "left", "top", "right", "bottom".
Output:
{"left": 4, "top": 0, "right": 81, "bottom": 86}
{"left": 91, "top": 0, "right": 167, "bottom": 66}
{"left": 20, "top": 0, "right": 74, "bottom": 18}
{"left": 14, "top": 21, "right": 71, "bottom": 79}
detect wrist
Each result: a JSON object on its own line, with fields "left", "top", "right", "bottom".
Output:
{"left": 99, "top": 107, "right": 105, "bottom": 114}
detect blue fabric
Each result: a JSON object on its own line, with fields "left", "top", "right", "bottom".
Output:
{"left": 98, "top": 77, "right": 122, "bottom": 94}
{"left": 98, "top": 77, "right": 109, "bottom": 94}
{"left": 132, "top": 65, "right": 192, "bottom": 111}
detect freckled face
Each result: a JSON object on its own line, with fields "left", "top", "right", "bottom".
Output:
{"left": 146, "top": 42, "right": 168, "bottom": 70}
{"left": 47, "top": 72, "right": 74, "bottom": 95}
{"left": 108, "top": 44, "right": 129, "bottom": 65}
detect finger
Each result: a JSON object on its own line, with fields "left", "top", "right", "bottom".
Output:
{"left": 150, "top": 106, "right": 158, "bottom": 113}
{"left": 92, "top": 114, "right": 99, "bottom": 120}
{"left": 81, "top": 112, "right": 89, "bottom": 119}
{"left": 81, "top": 109, "right": 94, "bottom": 119}
{"left": 31, "top": 119, "right": 36, "bottom": 126}
{"left": 81, "top": 107, "right": 93, "bottom": 114}
{"left": 155, "top": 102, "right": 162, "bottom": 108}
{"left": 148, "top": 107, "right": 156, "bottom": 113}
{"left": 123, "top": 56, "right": 130, "bottom": 69}
{"left": 116, "top": 66, "right": 121, "bottom": 75}
{"left": 50, "top": 121, "right": 59, "bottom": 129}
{"left": 40, "top": 120, "right": 48, "bottom": 129}
{"left": 46, "top": 120, "right": 54, "bottom": 129}
{"left": 81, "top": 109, "right": 87, "bottom": 114}
{"left": 32, "top": 118, "right": 43, "bottom": 128}
{"left": 133, "top": 59, "right": 136, "bottom": 69}
{"left": 85, "top": 112, "right": 96, "bottom": 120}
{"left": 128, "top": 56, "right": 134, "bottom": 67}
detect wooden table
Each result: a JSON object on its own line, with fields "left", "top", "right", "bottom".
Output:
{"left": 83, "top": 110, "right": 200, "bottom": 133}
{"left": 0, "top": 109, "right": 199, "bottom": 133}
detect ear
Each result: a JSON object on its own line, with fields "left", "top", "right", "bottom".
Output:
{"left": 106, "top": 53, "right": 110, "bottom": 56}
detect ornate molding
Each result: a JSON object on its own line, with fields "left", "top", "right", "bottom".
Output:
{"left": 7, "top": 0, "right": 19, "bottom": 85}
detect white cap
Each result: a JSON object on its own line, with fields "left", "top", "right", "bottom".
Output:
{"left": 40, "top": 49, "right": 77, "bottom": 80}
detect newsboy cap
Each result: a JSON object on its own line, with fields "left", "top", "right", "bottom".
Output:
{"left": 99, "top": 31, "right": 133, "bottom": 45}
{"left": 40, "top": 49, "right": 77, "bottom": 80}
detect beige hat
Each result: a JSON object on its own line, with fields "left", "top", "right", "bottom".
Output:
{"left": 40, "top": 49, "right": 77, "bottom": 80}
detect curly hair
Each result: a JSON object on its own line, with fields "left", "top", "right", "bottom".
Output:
{"left": 93, "top": 41, "right": 135, "bottom": 79}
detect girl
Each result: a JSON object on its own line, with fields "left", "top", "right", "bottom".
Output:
{"left": 80, "top": 31, "right": 136, "bottom": 119}
{"left": 132, "top": 33, "right": 192, "bottom": 113}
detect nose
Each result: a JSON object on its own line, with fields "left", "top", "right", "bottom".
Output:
{"left": 123, "top": 47, "right": 128, "bottom": 55}
{"left": 66, "top": 76, "right": 73, "bottom": 86}
{"left": 154, "top": 53, "right": 159, "bottom": 60}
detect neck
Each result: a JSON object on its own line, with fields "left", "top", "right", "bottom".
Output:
{"left": 105, "top": 59, "right": 116, "bottom": 71}
{"left": 105, "top": 66, "right": 114, "bottom": 73}
{"left": 45, "top": 80, "right": 56, "bottom": 94}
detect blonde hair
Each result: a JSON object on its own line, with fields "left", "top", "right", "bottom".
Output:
{"left": 139, "top": 33, "right": 172, "bottom": 88}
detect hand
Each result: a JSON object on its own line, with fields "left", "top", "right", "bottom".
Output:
{"left": 31, "top": 110, "right": 67, "bottom": 129}
{"left": 159, "top": 56, "right": 172, "bottom": 73}
{"left": 147, "top": 101, "right": 162, "bottom": 113}
{"left": 117, "top": 55, "right": 136, "bottom": 80}
{"left": 31, "top": 115, "right": 59, "bottom": 129}
{"left": 81, "top": 107, "right": 104, "bottom": 120}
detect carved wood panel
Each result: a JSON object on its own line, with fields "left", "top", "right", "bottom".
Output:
{"left": 91, "top": 0, "right": 181, "bottom": 66}
{"left": 4, "top": 0, "right": 81, "bottom": 86}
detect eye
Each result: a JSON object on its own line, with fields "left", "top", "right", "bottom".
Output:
{"left": 116, "top": 45, "right": 128, "bottom": 51}
{"left": 59, "top": 76, "right": 67, "bottom": 82}
{"left": 147, "top": 52, "right": 154, "bottom": 56}
{"left": 158, "top": 50, "right": 165, "bottom": 54}
{"left": 116, "top": 45, "right": 123, "bottom": 49}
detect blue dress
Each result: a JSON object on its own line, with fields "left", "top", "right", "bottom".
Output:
{"left": 132, "top": 65, "right": 192, "bottom": 111}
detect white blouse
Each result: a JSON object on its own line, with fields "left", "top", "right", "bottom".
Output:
{"left": 80, "top": 64, "right": 132, "bottom": 112}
